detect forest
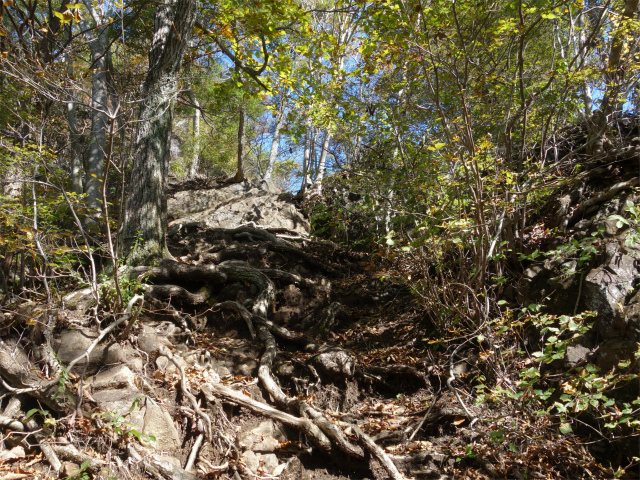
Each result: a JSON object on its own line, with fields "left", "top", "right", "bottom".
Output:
{"left": 0, "top": 0, "right": 639, "bottom": 479}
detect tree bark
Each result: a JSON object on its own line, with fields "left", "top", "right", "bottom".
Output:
{"left": 232, "top": 101, "right": 247, "bottom": 183}
{"left": 80, "top": 2, "right": 110, "bottom": 219}
{"left": 311, "top": 130, "right": 331, "bottom": 192}
{"left": 188, "top": 91, "right": 200, "bottom": 179}
{"left": 299, "top": 123, "right": 312, "bottom": 196}
{"left": 123, "top": 0, "right": 197, "bottom": 265}
{"left": 263, "top": 99, "right": 285, "bottom": 184}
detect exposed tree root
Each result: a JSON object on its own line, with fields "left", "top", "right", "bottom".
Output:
{"left": 565, "top": 176, "right": 639, "bottom": 228}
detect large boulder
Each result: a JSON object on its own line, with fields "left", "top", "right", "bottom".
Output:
{"left": 168, "top": 181, "right": 309, "bottom": 234}
{"left": 583, "top": 249, "right": 639, "bottom": 339}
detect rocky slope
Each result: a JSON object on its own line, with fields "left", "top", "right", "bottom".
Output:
{"left": 0, "top": 174, "right": 638, "bottom": 480}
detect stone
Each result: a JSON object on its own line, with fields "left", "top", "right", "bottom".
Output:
{"left": 54, "top": 330, "right": 141, "bottom": 373}
{"left": 584, "top": 252, "right": 639, "bottom": 338}
{"left": 597, "top": 338, "right": 638, "bottom": 372}
{"left": 261, "top": 453, "right": 279, "bottom": 474}
{"left": 238, "top": 420, "right": 286, "bottom": 452}
{"left": 310, "top": 349, "right": 356, "bottom": 379}
{"left": 241, "top": 450, "right": 260, "bottom": 472}
{"left": 573, "top": 219, "right": 592, "bottom": 231}
{"left": 523, "top": 265, "right": 546, "bottom": 281}
{"left": 604, "top": 218, "right": 622, "bottom": 236}
{"left": 89, "top": 366, "right": 180, "bottom": 453}
{"left": 565, "top": 343, "right": 592, "bottom": 367}
{"left": 62, "top": 462, "right": 81, "bottom": 478}
{"left": 63, "top": 287, "right": 97, "bottom": 312}
{"left": 168, "top": 182, "right": 310, "bottom": 234}
{"left": 138, "top": 328, "right": 172, "bottom": 355}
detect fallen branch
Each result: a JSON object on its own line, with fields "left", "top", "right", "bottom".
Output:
{"left": 159, "top": 346, "right": 212, "bottom": 441}
{"left": 184, "top": 433, "right": 204, "bottom": 472}
{"left": 51, "top": 444, "right": 106, "bottom": 475}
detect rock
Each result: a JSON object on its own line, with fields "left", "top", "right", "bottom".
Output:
{"left": 92, "top": 364, "right": 137, "bottom": 391}
{"left": 63, "top": 287, "right": 97, "bottom": 312}
{"left": 89, "top": 365, "right": 180, "bottom": 452}
{"left": 523, "top": 265, "right": 547, "bottom": 281}
{"left": 62, "top": 462, "right": 81, "bottom": 478}
{"left": 623, "top": 290, "right": 640, "bottom": 338}
{"left": 168, "top": 182, "right": 310, "bottom": 234}
{"left": 584, "top": 252, "right": 638, "bottom": 338}
{"left": 604, "top": 218, "right": 622, "bottom": 236}
{"left": 565, "top": 343, "right": 592, "bottom": 367}
{"left": 310, "top": 349, "right": 356, "bottom": 379}
{"left": 573, "top": 219, "right": 592, "bottom": 231}
{"left": 238, "top": 420, "right": 286, "bottom": 452}
{"left": 240, "top": 450, "right": 260, "bottom": 472}
{"left": 279, "top": 456, "right": 304, "bottom": 480}
{"left": 261, "top": 453, "right": 279, "bottom": 474}
{"left": 138, "top": 325, "right": 172, "bottom": 355}
{"left": 597, "top": 338, "right": 638, "bottom": 372}
{"left": 54, "top": 330, "right": 141, "bottom": 373}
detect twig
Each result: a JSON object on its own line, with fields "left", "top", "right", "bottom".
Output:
{"left": 404, "top": 388, "right": 442, "bottom": 446}
{"left": 158, "top": 346, "right": 212, "bottom": 441}
{"left": 46, "top": 295, "right": 143, "bottom": 386}
{"left": 447, "top": 343, "right": 476, "bottom": 422}
{"left": 184, "top": 433, "right": 204, "bottom": 471}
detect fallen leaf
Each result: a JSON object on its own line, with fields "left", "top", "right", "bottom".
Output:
{"left": 452, "top": 415, "right": 466, "bottom": 426}
{"left": 0, "top": 446, "right": 26, "bottom": 462}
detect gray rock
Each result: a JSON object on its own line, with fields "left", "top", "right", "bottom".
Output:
{"left": 62, "top": 288, "right": 97, "bottom": 312}
{"left": 574, "top": 219, "right": 592, "bottom": 231}
{"left": 597, "top": 338, "right": 638, "bottom": 372}
{"left": 565, "top": 343, "right": 592, "bottom": 367}
{"left": 584, "top": 252, "right": 638, "bottom": 338}
{"left": 604, "top": 218, "right": 622, "bottom": 236}
{"left": 310, "top": 349, "right": 356, "bottom": 379}
{"left": 138, "top": 328, "right": 172, "bottom": 355}
{"left": 261, "top": 453, "right": 279, "bottom": 474}
{"left": 238, "top": 420, "right": 286, "bottom": 452}
{"left": 89, "top": 366, "right": 180, "bottom": 452}
{"left": 523, "top": 265, "right": 547, "bottom": 281}
{"left": 168, "top": 183, "right": 309, "bottom": 234}
{"left": 240, "top": 450, "right": 260, "bottom": 472}
{"left": 54, "top": 330, "right": 141, "bottom": 373}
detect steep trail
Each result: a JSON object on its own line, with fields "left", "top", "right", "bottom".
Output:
{"left": 1, "top": 178, "right": 633, "bottom": 479}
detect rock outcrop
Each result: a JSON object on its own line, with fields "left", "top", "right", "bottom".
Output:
{"left": 168, "top": 181, "right": 310, "bottom": 234}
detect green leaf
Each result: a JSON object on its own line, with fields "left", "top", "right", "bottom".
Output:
{"left": 559, "top": 423, "right": 572, "bottom": 434}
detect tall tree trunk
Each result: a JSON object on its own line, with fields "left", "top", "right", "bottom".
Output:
{"left": 188, "top": 91, "right": 200, "bottom": 179}
{"left": 587, "top": 0, "right": 639, "bottom": 155}
{"left": 80, "top": 3, "right": 110, "bottom": 219}
{"left": 299, "top": 124, "right": 312, "bottom": 197}
{"left": 65, "top": 25, "right": 83, "bottom": 195}
{"left": 311, "top": 131, "right": 330, "bottom": 193}
{"left": 262, "top": 100, "right": 285, "bottom": 185}
{"left": 232, "top": 102, "right": 247, "bottom": 183}
{"left": 123, "top": 0, "right": 196, "bottom": 265}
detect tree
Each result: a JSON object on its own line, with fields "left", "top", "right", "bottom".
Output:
{"left": 123, "top": 0, "right": 197, "bottom": 265}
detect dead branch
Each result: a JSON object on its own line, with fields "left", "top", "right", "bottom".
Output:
{"left": 159, "top": 346, "right": 212, "bottom": 441}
